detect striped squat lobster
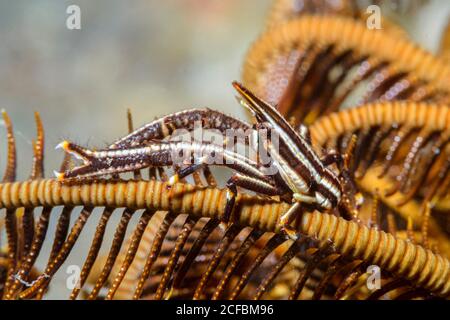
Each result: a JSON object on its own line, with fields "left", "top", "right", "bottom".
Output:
{"left": 54, "top": 82, "right": 360, "bottom": 239}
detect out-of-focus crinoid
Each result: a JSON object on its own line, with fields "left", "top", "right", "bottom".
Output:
{"left": 0, "top": 0, "right": 449, "bottom": 301}
{"left": 265, "top": 0, "right": 408, "bottom": 39}
{"left": 441, "top": 19, "right": 450, "bottom": 63}
{"left": 243, "top": 15, "right": 450, "bottom": 126}
{"left": 266, "top": 0, "right": 430, "bottom": 29}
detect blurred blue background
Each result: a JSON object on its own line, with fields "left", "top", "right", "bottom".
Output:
{"left": 0, "top": 0, "right": 273, "bottom": 181}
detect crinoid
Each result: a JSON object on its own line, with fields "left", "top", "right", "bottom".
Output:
{"left": 441, "top": 19, "right": 450, "bottom": 63}
{"left": 240, "top": 11, "right": 450, "bottom": 265}
{"left": 0, "top": 89, "right": 449, "bottom": 300}
{"left": 309, "top": 102, "right": 450, "bottom": 257}
{"left": 0, "top": 1, "right": 449, "bottom": 301}
{"left": 265, "top": 0, "right": 408, "bottom": 39}
{"left": 243, "top": 15, "right": 450, "bottom": 126}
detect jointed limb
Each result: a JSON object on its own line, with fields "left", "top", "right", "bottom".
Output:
{"left": 321, "top": 151, "right": 343, "bottom": 167}
{"left": 223, "top": 173, "right": 284, "bottom": 223}
{"left": 277, "top": 202, "right": 303, "bottom": 240}
{"left": 109, "top": 109, "right": 252, "bottom": 150}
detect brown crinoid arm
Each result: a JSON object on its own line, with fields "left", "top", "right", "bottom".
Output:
{"left": 1, "top": 178, "right": 449, "bottom": 299}
{"left": 309, "top": 101, "right": 450, "bottom": 258}
{"left": 242, "top": 15, "right": 450, "bottom": 125}
{"left": 0, "top": 111, "right": 48, "bottom": 299}
{"left": 309, "top": 101, "right": 450, "bottom": 201}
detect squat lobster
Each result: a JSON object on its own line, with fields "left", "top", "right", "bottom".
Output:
{"left": 55, "top": 82, "right": 359, "bottom": 239}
